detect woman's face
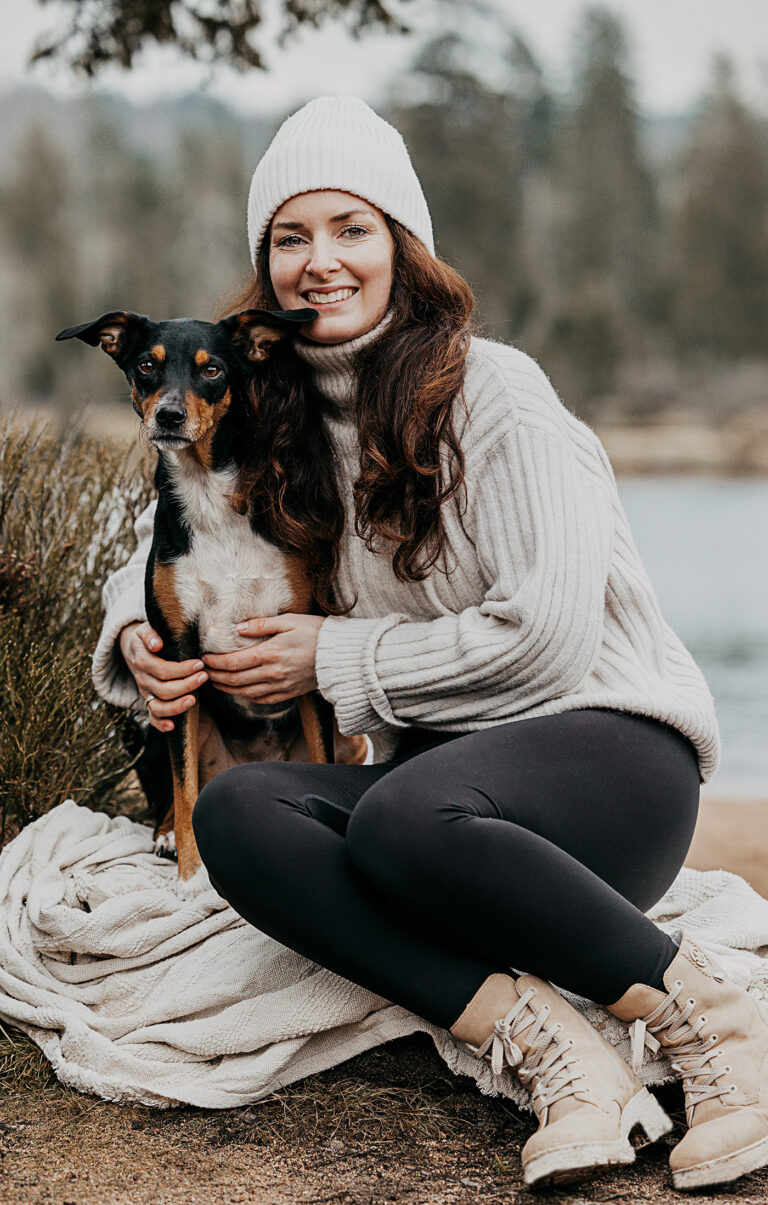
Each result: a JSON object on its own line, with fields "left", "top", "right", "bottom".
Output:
{"left": 268, "top": 190, "right": 395, "bottom": 345}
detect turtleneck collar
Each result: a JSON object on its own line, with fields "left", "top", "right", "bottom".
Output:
{"left": 293, "top": 310, "right": 393, "bottom": 414}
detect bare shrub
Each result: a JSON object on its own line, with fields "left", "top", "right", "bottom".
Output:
{"left": 0, "top": 417, "right": 154, "bottom": 846}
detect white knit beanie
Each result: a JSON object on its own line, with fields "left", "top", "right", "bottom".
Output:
{"left": 247, "top": 95, "right": 434, "bottom": 264}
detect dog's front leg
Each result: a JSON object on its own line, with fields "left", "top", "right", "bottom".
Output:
{"left": 333, "top": 720, "right": 369, "bottom": 766}
{"left": 296, "top": 693, "right": 332, "bottom": 763}
{"left": 296, "top": 693, "right": 368, "bottom": 765}
{"left": 166, "top": 700, "right": 201, "bottom": 880}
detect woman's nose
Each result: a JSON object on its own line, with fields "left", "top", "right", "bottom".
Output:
{"left": 306, "top": 237, "right": 341, "bottom": 278}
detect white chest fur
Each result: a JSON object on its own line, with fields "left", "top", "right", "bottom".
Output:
{"left": 165, "top": 456, "right": 297, "bottom": 655}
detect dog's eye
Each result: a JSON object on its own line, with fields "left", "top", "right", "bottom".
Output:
{"left": 137, "top": 359, "right": 154, "bottom": 375}
{"left": 203, "top": 365, "right": 222, "bottom": 379}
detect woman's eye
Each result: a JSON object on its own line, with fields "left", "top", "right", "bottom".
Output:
{"left": 342, "top": 225, "right": 368, "bottom": 239}
{"left": 137, "top": 360, "right": 154, "bottom": 375}
{"left": 204, "top": 365, "right": 222, "bottom": 379}
{"left": 275, "top": 234, "right": 303, "bottom": 248}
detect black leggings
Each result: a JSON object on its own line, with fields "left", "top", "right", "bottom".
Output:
{"left": 192, "top": 709, "right": 700, "bottom": 1030}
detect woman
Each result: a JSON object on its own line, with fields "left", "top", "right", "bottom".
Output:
{"left": 93, "top": 97, "right": 768, "bottom": 1191}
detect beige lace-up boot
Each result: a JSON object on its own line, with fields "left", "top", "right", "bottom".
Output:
{"left": 609, "top": 933, "right": 768, "bottom": 1190}
{"left": 451, "top": 972, "right": 672, "bottom": 1186}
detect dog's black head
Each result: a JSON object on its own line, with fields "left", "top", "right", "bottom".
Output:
{"left": 56, "top": 308, "right": 316, "bottom": 451}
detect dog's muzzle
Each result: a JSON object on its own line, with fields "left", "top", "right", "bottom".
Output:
{"left": 155, "top": 403, "right": 187, "bottom": 430}
{"left": 149, "top": 402, "right": 193, "bottom": 448}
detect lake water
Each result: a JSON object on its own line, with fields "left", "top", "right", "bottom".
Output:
{"left": 617, "top": 478, "right": 768, "bottom": 799}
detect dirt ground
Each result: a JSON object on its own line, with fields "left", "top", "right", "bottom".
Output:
{"left": 1, "top": 795, "right": 767, "bottom": 1205}
{"left": 685, "top": 794, "right": 768, "bottom": 898}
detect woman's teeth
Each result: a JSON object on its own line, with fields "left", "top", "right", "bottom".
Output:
{"left": 305, "top": 288, "right": 357, "bottom": 305}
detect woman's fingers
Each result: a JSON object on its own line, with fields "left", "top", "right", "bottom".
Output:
{"left": 135, "top": 649, "right": 205, "bottom": 681}
{"left": 211, "top": 678, "right": 281, "bottom": 695}
{"left": 148, "top": 694, "right": 198, "bottom": 718}
{"left": 131, "top": 623, "right": 204, "bottom": 681}
{"left": 119, "top": 622, "right": 208, "bottom": 733}
{"left": 205, "top": 665, "right": 279, "bottom": 687}
{"left": 203, "top": 645, "right": 273, "bottom": 673}
{"left": 137, "top": 622, "right": 164, "bottom": 654}
{"left": 133, "top": 638, "right": 207, "bottom": 730}
{"left": 140, "top": 669, "right": 208, "bottom": 734}
{"left": 129, "top": 613, "right": 321, "bottom": 722}
{"left": 122, "top": 622, "right": 202, "bottom": 682}
{"left": 233, "top": 615, "right": 294, "bottom": 640}
{"left": 142, "top": 669, "right": 208, "bottom": 700}
{"left": 146, "top": 694, "right": 197, "bottom": 733}
{"left": 205, "top": 615, "right": 323, "bottom": 700}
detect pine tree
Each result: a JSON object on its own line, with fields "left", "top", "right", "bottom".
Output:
{"left": 672, "top": 55, "right": 768, "bottom": 356}
{"left": 538, "top": 6, "right": 655, "bottom": 408}
{"left": 557, "top": 6, "right": 654, "bottom": 312}
{"left": 0, "top": 125, "right": 79, "bottom": 402}
{"left": 77, "top": 113, "right": 176, "bottom": 319}
{"left": 507, "top": 33, "right": 557, "bottom": 170}
{"left": 387, "top": 27, "right": 550, "bottom": 340}
{"left": 172, "top": 127, "right": 252, "bottom": 316}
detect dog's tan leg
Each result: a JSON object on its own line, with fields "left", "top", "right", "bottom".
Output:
{"left": 297, "top": 693, "right": 368, "bottom": 765}
{"left": 296, "top": 693, "right": 332, "bottom": 763}
{"left": 168, "top": 701, "right": 201, "bottom": 881}
{"left": 333, "top": 722, "right": 369, "bottom": 765}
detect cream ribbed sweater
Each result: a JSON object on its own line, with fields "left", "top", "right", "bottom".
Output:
{"left": 92, "top": 318, "right": 721, "bottom": 783}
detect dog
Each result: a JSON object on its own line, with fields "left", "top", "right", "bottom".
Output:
{"left": 57, "top": 307, "right": 367, "bottom": 882}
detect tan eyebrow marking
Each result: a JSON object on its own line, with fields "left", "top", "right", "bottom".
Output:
{"left": 194, "top": 349, "right": 211, "bottom": 366}
{"left": 151, "top": 344, "right": 166, "bottom": 361}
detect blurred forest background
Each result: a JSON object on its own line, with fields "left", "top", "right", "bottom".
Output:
{"left": 2, "top": 3, "right": 767, "bottom": 473}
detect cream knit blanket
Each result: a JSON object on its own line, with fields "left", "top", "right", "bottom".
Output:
{"left": 0, "top": 799, "right": 766, "bottom": 1111}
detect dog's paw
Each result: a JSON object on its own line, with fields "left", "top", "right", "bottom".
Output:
{"left": 174, "top": 863, "right": 212, "bottom": 900}
{"left": 153, "top": 830, "right": 178, "bottom": 860}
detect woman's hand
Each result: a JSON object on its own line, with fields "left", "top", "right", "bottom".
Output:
{"left": 119, "top": 621, "right": 208, "bottom": 732}
{"left": 202, "top": 614, "right": 325, "bottom": 704}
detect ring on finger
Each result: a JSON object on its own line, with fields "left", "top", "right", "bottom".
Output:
{"left": 145, "top": 693, "right": 157, "bottom": 709}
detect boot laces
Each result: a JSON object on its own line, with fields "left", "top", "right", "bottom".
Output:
{"left": 628, "top": 979, "right": 733, "bottom": 1124}
{"left": 472, "top": 987, "right": 589, "bottom": 1118}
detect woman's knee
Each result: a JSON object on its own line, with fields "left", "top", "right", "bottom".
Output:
{"left": 192, "top": 762, "right": 285, "bottom": 871}
{"left": 346, "top": 773, "right": 446, "bottom": 894}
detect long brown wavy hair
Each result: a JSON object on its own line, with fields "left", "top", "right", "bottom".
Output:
{"left": 218, "top": 217, "right": 476, "bottom": 612}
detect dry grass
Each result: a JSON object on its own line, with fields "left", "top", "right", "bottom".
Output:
{"left": 0, "top": 1019, "right": 521, "bottom": 1148}
{"left": 0, "top": 415, "right": 154, "bottom": 844}
{"left": 0, "top": 1027, "right": 539, "bottom": 1205}
{"left": 0, "top": 1021, "right": 58, "bottom": 1094}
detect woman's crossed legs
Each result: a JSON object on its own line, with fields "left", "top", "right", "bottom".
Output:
{"left": 191, "top": 708, "right": 700, "bottom": 1028}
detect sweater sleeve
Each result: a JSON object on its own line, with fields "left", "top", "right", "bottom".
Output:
{"left": 315, "top": 424, "right": 614, "bottom": 734}
{"left": 91, "top": 499, "right": 156, "bottom": 708}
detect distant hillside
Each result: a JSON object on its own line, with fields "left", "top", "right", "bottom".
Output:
{"left": 0, "top": 86, "right": 276, "bottom": 181}
{"left": 0, "top": 85, "right": 695, "bottom": 181}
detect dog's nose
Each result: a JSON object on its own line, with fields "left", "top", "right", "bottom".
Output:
{"left": 156, "top": 404, "right": 187, "bottom": 429}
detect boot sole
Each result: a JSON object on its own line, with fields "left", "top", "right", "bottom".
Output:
{"left": 672, "top": 1133, "right": 768, "bottom": 1190}
{"left": 523, "top": 1088, "right": 673, "bottom": 1187}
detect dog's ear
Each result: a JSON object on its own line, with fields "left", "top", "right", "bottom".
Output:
{"left": 219, "top": 307, "right": 317, "bottom": 363}
{"left": 55, "top": 311, "right": 148, "bottom": 360}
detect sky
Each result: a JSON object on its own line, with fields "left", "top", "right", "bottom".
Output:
{"left": 4, "top": 0, "right": 768, "bottom": 117}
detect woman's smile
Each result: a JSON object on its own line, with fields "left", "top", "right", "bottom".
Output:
{"left": 303, "top": 286, "right": 359, "bottom": 306}
{"left": 268, "top": 190, "right": 394, "bottom": 345}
